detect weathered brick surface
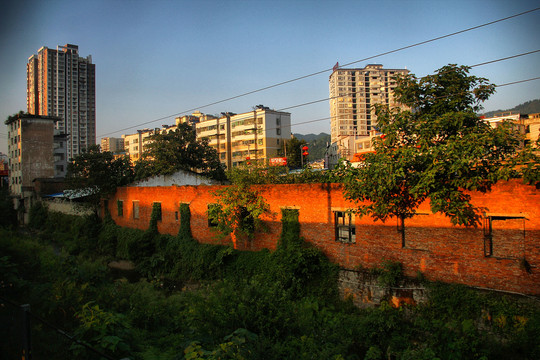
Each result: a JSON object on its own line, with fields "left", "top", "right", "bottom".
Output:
{"left": 106, "top": 180, "right": 540, "bottom": 295}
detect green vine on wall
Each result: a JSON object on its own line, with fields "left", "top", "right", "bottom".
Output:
{"left": 208, "top": 184, "right": 271, "bottom": 248}
{"left": 178, "top": 203, "right": 192, "bottom": 240}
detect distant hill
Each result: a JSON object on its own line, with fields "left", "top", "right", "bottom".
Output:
{"left": 294, "top": 133, "right": 331, "bottom": 160}
{"left": 483, "top": 99, "right": 540, "bottom": 118}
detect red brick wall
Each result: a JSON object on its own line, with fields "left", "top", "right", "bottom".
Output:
{"left": 106, "top": 180, "right": 540, "bottom": 295}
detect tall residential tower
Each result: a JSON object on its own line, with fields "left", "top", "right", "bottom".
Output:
{"left": 27, "top": 44, "right": 96, "bottom": 159}
{"left": 329, "top": 64, "right": 408, "bottom": 159}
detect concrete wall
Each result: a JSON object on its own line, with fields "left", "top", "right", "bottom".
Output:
{"left": 105, "top": 180, "right": 540, "bottom": 296}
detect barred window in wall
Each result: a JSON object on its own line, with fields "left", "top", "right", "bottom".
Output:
{"left": 133, "top": 201, "right": 139, "bottom": 219}
{"left": 334, "top": 211, "right": 356, "bottom": 243}
{"left": 483, "top": 215, "right": 525, "bottom": 259}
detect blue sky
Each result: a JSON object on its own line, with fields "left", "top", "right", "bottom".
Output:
{"left": 1, "top": 0, "right": 539, "bottom": 154}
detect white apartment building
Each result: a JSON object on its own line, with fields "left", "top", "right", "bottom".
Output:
{"left": 196, "top": 106, "right": 291, "bottom": 169}
{"left": 101, "top": 137, "right": 125, "bottom": 154}
{"left": 120, "top": 107, "right": 291, "bottom": 169}
{"left": 329, "top": 64, "right": 408, "bottom": 160}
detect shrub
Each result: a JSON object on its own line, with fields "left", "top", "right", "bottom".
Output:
{"left": 28, "top": 201, "right": 49, "bottom": 229}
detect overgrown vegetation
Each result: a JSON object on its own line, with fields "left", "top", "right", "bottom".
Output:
{"left": 1, "top": 199, "right": 539, "bottom": 359}
{"left": 341, "top": 64, "right": 529, "bottom": 227}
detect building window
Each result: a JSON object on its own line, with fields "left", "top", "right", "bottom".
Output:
{"left": 276, "top": 128, "right": 281, "bottom": 135}
{"left": 483, "top": 215, "right": 525, "bottom": 258}
{"left": 334, "top": 211, "right": 356, "bottom": 243}
{"left": 117, "top": 200, "right": 124, "bottom": 217}
{"left": 133, "top": 201, "right": 139, "bottom": 219}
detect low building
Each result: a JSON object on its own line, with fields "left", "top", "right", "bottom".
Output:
{"left": 5, "top": 113, "right": 62, "bottom": 222}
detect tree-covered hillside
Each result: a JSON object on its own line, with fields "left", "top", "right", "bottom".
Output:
{"left": 294, "top": 133, "right": 331, "bottom": 161}
{"left": 483, "top": 98, "right": 540, "bottom": 117}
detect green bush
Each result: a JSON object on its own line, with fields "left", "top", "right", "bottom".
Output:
{"left": 0, "top": 187, "right": 17, "bottom": 229}
{"left": 28, "top": 201, "right": 49, "bottom": 229}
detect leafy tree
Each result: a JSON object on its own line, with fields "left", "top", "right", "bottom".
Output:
{"left": 281, "top": 136, "right": 307, "bottom": 169}
{"left": 66, "top": 145, "right": 134, "bottom": 208}
{"left": 0, "top": 187, "right": 17, "bottom": 228}
{"left": 208, "top": 184, "right": 271, "bottom": 248}
{"left": 134, "top": 123, "right": 226, "bottom": 181}
{"left": 341, "top": 64, "right": 522, "bottom": 227}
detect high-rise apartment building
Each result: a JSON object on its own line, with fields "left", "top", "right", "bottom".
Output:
{"left": 27, "top": 44, "right": 96, "bottom": 160}
{"left": 329, "top": 64, "right": 408, "bottom": 159}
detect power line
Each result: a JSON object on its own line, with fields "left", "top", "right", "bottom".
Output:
{"left": 97, "top": 7, "right": 540, "bottom": 138}
{"left": 496, "top": 77, "right": 540, "bottom": 88}
{"left": 470, "top": 49, "right": 540, "bottom": 68}
{"left": 270, "top": 75, "right": 540, "bottom": 133}
{"left": 276, "top": 51, "right": 540, "bottom": 113}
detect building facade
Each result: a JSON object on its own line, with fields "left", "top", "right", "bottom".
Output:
{"left": 329, "top": 64, "right": 408, "bottom": 160}
{"left": 196, "top": 106, "right": 291, "bottom": 169}
{"left": 101, "top": 137, "right": 125, "bottom": 154}
{"left": 27, "top": 44, "right": 96, "bottom": 160}
{"left": 120, "top": 107, "right": 291, "bottom": 169}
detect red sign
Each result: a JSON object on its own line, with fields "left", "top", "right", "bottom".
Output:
{"left": 0, "top": 162, "right": 8, "bottom": 176}
{"left": 269, "top": 157, "right": 287, "bottom": 166}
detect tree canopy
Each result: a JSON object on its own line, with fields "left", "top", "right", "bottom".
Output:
{"left": 341, "top": 64, "right": 523, "bottom": 227}
{"left": 279, "top": 136, "right": 307, "bottom": 169}
{"left": 134, "top": 123, "right": 226, "bottom": 181}
{"left": 66, "top": 145, "right": 134, "bottom": 205}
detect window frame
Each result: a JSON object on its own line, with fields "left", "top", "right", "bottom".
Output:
{"left": 132, "top": 200, "right": 139, "bottom": 219}
{"left": 334, "top": 210, "right": 356, "bottom": 244}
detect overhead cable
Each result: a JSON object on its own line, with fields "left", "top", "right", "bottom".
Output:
{"left": 97, "top": 7, "right": 540, "bottom": 137}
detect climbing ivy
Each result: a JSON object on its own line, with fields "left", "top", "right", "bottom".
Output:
{"left": 178, "top": 203, "right": 192, "bottom": 240}
{"left": 208, "top": 184, "right": 271, "bottom": 247}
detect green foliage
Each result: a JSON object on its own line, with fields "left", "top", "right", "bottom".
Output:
{"left": 183, "top": 328, "right": 258, "bottom": 360}
{"left": 70, "top": 302, "right": 131, "bottom": 359}
{"left": 226, "top": 163, "right": 334, "bottom": 185}
{"left": 371, "top": 260, "right": 403, "bottom": 288}
{"left": 279, "top": 208, "right": 300, "bottom": 249}
{"left": 0, "top": 187, "right": 17, "bottom": 229}
{"left": 1, "top": 211, "right": 539, "bottom": 359}
{"left": 342, "top": 64, "right": 523, "bottom": 226}
{"left": 116, "top": 226, "right": 146, "bottom": 260}
{"left": 294, "top": 132, "right": 331, "bottom": 161}
{"left": 28, "top": 201, "right": 49, "bottom": 229}
{"left": 281, "top": 135, "right": 307, "bottom": 169}
{"left": 208, "top": 184, "right": 271, "bottom": 241}
{"left": 66, "top": 145, "right": 134, "bottom": 207}
{"left": 178, "top": 203, "right": 193, "bottom": 239}
{"left": 97, "top": 212, "right": 118, "bottom": 256}
{"left": 134, "top": 123, "right": 226, "bottom": 181}
{"left": 4, "top": 110, "right": 28, "bottom": 125}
